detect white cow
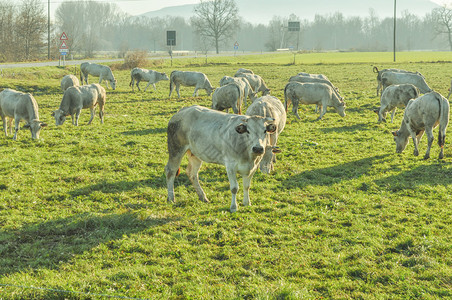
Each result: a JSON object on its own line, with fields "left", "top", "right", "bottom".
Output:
{"left": 80, "top": 62, "right": 117, "bottom": 90}
{"left": 211, "top": 83, "right": 242, "bottom": 114}
{"left": 129, "top": 68, "right": 169, "bottom": 92}
{"left": 284, "top": 81, "right": 346, "bottom": 120}
{"left": 246, "top": 95, "right": 286, "bottom": 174}
{"left": 165, "top": 105, "right": 277, "bottom": 212}
{"left": 297, "top": 72, "right": 329, "bottom": 81}
{"left": 169, "top": 71, "right": 214, "bottom": 98}
{"left": 373, "top": 67, "right": 424, "bottom": 96}
{"left": 381, "top": 71, "right": 431, "bottom": 94}
{"left": 219, "top": 75, "right": 254, "bottom": 105}
{"left": 52, "top": 83, "right": 106, "bottom": 126}
{"left": 234, "top": 72, "right": 270, "bottom": 96}
{"left": 61, "top": 74, "right": 80, "bottom": 92}
{"left": 235, "top": 68, "right": 254, "bottom": 75}
{"left": 0, "top": 89, "right": 47, "bottom": 140}
{"left": 392, "top": 92, "right": 449, "bottom": 159}
{"left": 376, "top": 84, "right": 420, "bottom": 123}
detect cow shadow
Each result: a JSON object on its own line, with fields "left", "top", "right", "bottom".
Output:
{"left": 0, "top": 211, "right": 178, "bottom": 276}
{"left": 320, "top": 122, "right": 371, "bottom": 133}
{"left": 121, "top": 127, "right": 166, "bottom": 136}
{"left": 374, "top": 162, "right": 452, "bottom": 191}
{"left": 281, "top": 154, "right": 388, "bottom": 189}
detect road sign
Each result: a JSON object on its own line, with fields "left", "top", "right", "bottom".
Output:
{"left": 59, "top": 40, "right": 68, "bottom": 49}
{"left": 59, "top": 51, "right": 67, "bottom": 55}
{"left": 234, "top": 41, "right": 239, "bottom": 47}
{"left": 288, "top": 21, "right": 300, "bottom": 32}
{"left": 60, "top": 32, "right": 68, "bottom": 40}
{"left": 167, "top": 31, "right": 176, "bottom": 46}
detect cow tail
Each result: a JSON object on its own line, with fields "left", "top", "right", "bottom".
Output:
{"left": 169, "top": 71, "right": 176, "bottom": 92}
{"left": 437, "top": 93, "right": 449, "bottom": 149}
{"left": 284, "top": 83, "right": 290, "bottom": 112}
{"left": 235, "top": 84, "right": 242, "bottom": 114}
{"left": 129, "top": 71, "right": 133, "bottom": 87}
{"left": 373, "top": 66, "right": 379, "bottom": 73}
{"left": 80, "top": 69, "right": 83, "bottom": 84}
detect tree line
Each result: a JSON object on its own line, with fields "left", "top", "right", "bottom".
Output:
{"left": 0, "top": 0, "right": 451, "bottom": 62}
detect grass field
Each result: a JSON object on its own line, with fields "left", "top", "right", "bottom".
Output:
{"left": 0, "top": 52, "right": 451, "bottom": 299}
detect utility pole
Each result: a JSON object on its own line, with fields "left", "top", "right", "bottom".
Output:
{"left": 393, "top": 0, "right": 396, "bottom": 62}
{"left": 48, "top": 0, "right": 50, "bottom": 60}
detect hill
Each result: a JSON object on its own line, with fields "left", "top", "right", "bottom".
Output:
{"left": 140, "top": 0, "right": 439, "bottom": 24}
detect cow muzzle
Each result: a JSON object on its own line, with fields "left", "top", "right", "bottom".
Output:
{"left": 252, "top": 146, "right": 264, "bottom": 155}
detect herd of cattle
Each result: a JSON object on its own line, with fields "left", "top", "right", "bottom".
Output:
{"left": 0, "top": 61, "right": 449, "bottom": 212}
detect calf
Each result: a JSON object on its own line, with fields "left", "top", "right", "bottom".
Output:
{"left": 211, "top": 83, "right": 242, "bottom": 114}
{"left": 165, "top": 105, "right": 277, "bottom": 212}
{"left": 80, "top": 62, "right": 117, "bottom": 90}
{"left": 61, "top": 74, "right": 80, "bottom": 92}
{"left": 246, "top": 95, "right": 286, "bottom": 174}
{"left": 129, "top": 68, "right": 169, "bottom": 92}
{"left": 392, "top": 92, "right": 449, "bottom": 159}
{"left": 376, "top": 84, "right": 419, "bottom": 123}
{"left": 169, "top": 71, "right": 214, "bottom": 98}
{"left": 0, "top": 89, "right": 47, "bottom": 140}
{"left": 284, "top": 81, "right": 346, "bottom": 120}
{"left": 52, "top": 83, "right": 106, "bottom": 126}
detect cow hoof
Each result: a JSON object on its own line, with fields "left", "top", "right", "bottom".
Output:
{"left": 413, "top": 150, "right": 419, "bottom": 156}
{"left": 167, "top": 197, "right": 175, "bottom": 203}
{"left": 423, "top": 154, "right": 430, "bottom": 160}
{"left": 200, "top": 197, "right": 210, "bottom": 203}
{"left": 230, "top": 206, "right": 237, "bottom": 213}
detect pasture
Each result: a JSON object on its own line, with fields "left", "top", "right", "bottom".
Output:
{"left": 0, "top": 52, "right": 451, "bottom": 299}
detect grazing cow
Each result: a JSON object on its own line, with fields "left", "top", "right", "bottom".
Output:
{"left": 80, "top": 62, "right": 117, "bottom": 90}
{"left": 129, "top": 68, "right": 169, "bottom": 92}
{"left": 373, "top": 67, "right": 426, "bottom": 96}
{"left": 211, "top": 83, "right": 242, "bottom": 114}
{"left": 52, "top": 83, "right": 106, "bottom": 126}
{"left": 376, "top": 84, "right": 420, "bottom": 123}
{"left": 381, "top": 71, "right": 432, "bottom": 94}
{"left": 392, "top": 92, "right": 449, "bottom": 159}
{"left": 246, "top": 95, "right": 286, "bottom": 174}
{"left": 220, "top": 75, "right": 255, "bottom": 105}
{"left": 61, "top": 74, "right": 80, "bottom": 92}
{"left": 0, "top": 89, "right": 47, "bottom": 140}
{"left": 284, "top": 81, "right": 346, "bottom": 120}
{"left": 235, "top": 72, "right": 270, "bottom": 95}
{"left": 165, "top": 105, "right": 277, "bottom": 212}
{"left": 235, "top": 68, "right": 254, "bottom": 75}
{"left": 297, "top": 72, "right": 330, "bottom": 81}
{"left": 289, "top": 75, "right": 336, "bottom": 89}
{"left": 169, "top": 71, "right": 214, "bottom": 98}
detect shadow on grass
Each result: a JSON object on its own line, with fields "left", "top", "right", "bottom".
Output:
{"left": 320, "top": 122, "right": 371, "bottom": 133}
{"left": 374, "top": 162, "right": 452, "bottom": 191}
{"left": 282, "top": 154, "right": 389, "bottom": 189}
{"left": 0, "top": 211, "right": 179, "bottom": 275}
{"left": 121, "top": 127, "right": 166, "bottom": 136}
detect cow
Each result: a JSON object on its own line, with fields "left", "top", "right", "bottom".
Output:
{"left": 392, "top": 92, "right": 449, "bottom": 160}
{"left": 168, "top": 71, "right": 214, "bottom": 98}
{"left": 297, "top": 72, "right": 330, "bottom": 81}
{"left": 284, "top": 81, "right": 346, "bottom": 120}
{"left": 235, "top": 68, "right": 254, "bottom": 75}
{"left": 289, "top": 75, "right": 336, "bottom": 89}
{"left": 61, "top": 74, "right": 80, "bottom": 92}
{"left": 245, "top": 95, "right": 286, "bottom": 174}
{"left": 373, "top": 67, "right": 426, "bottom": 96}
{"left": 234, "top": 72, "right": 270, "bottom": 96}
{"left": 80, "top": 62, "right": 117, "bottom": 90}
{"left": 0, "top": 88, "right": 47, "bottom": 140}
{"left": 165, "top": 105, "right": 278, "bottom": 212}
{"left": 219, "top": 75, "right": 255, "bottom": 105}
{"left": 52, "top": 83, "right": 106, "bottom": 126}
{"left": 129, "top": 68, "right": 169, "bottom": 92}
{"left": 211, "top": 83, "right": 242, "bottom": 114}
{"left": 381, "top": 71, "right": 432, "bottom": 94}
{"left": 376, "top": 84, "right": 420, "bottom": 123}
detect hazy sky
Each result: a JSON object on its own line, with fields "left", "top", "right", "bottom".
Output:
{"left": 46, "top": 0, "right": 452, "bottom": 18}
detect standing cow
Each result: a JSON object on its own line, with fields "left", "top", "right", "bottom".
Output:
{"left": 61, "top": 74, "right": 80, "bottom": 92}
{"left": 169, "top": 71, "right": 214, "bottom": 98}
{"left": 246, "top": 95, "right": 286, "bottom": 174}
{"left": 0, "top": 89, "right": 47, "bottom": 140}
{"left": 376, "top": 84, "right": 420, "bottom": 123}
{"left": 80, "top": 62, "right": 117, "bottom": 90}
{"left": 52, "top": 83, "right": 106, "bottom": 126}
{"left": 165, "top": 105, "right": 277, "bottom": 212}
{"left": 219, "top": 75, "right": 254, "bottom": 106}
{"left": 129, "top": 68, "right": 169, "bottom": 92}
{"left": 234, "top": 72, "right": 270, "bottom": 96}
{"left": 211, "top": 83, "right": 242, "bottom": 114}
{"left": 284, "top": 81, "right": 346, "bottom": 120}
{"left": 381, "top": 71, "right": 432, "bottom": 94}
{"left": 392, "top": 92, "right": 449, "bottom": 159}
{"left": 373, "top": 67, "right": 424, "bottom": 96}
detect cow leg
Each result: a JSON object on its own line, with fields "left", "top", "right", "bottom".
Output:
{"left": 145, "top": 81, "right": 154, "bottom": 92}
{"left": 390, "top": 108, "right": 396, "bottom": 123}
{"left": 376, "top": 82, "right": 381, "bottom": 97}
{"left": 7, "top": 118, "right": 12, "bottom": 135}
{"left": 88, "top": 108, "right": 95, "bottom": 125}
{"left": 165, "top": 150, "right": 186, "bottom": 203}
{"left": 13, "top": 117, "right": 20, "bottom": 140}
{"left": 74, "top": 109, "right": 82, "bottom": 126}
{"left": 192, "top": 87, "right": 198, "bottom": 97}
{"left": 242, "top": 173, "right": 254, "bottom": 207}
{"left": 98, "top": 104, "right": 104, "bottom": 124}
{"left": 423, "top": 127, "right": 434, "bottom": 160}
{"left": 186, "top": 151, "right": 208, "bottom": 203}
{"left": 1, "top": 116, "right": 7, "bottom": 136}
{"left": 292, "top": 102, "right": 301, "bottom": 119}
{"left": 409, "top": 130, "right": 420, "bottom": 157}
{"left": 176, "top": 84, "right": 181, "bottom": 98}
{"left": 137, "top": 80, "right": 142, "bottom": 91}
{"left": 226, "top": 166, "right": 239, "bottom": 213}
{"left": 318, "top": 104, "right": 327, "bottom": 120}
{"left": 378, "top": 105, "right": 387, "bottom": 122}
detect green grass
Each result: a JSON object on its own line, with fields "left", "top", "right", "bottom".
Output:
{"left": 0, "top": 52, "right": 451, "bottom": 299}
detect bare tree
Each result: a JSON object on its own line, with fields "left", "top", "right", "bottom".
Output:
{"left": 191, "top": 0, "right": 240, "bottom": 54}
{"left": 432, "top": 5, "right": 452, "bottom": 50}
{"left": 0, "top": 1, "right": 17, "bottom": 61}
{"left": 16, "top": 0, "right": 46, "bottom": 60}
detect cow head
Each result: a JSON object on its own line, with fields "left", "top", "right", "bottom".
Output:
{"left": 23, "top": 120, "right": 47, "bottom": 139}
{"left": 336, "top": 101, "right": 346, "bottom": 117}
{"left": 234, "top": 116, "right": 276, "bottom": 158}
{"left": 160, "top": 73, "right": 169, "bottom": 81}
{"left": 392, "top": 130, "right": 409, "bottom": 153}
{"left": 110, "top": 79, "right": 117, "bottom": 90}
{"left": 52, "top": 109, "right": 68, "bottom": 126}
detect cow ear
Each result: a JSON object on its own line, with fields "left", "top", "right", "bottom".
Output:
{"left": 392, "top": 131, "right": 398, "bottom": 136}
{"left": 272, "top": 146, "right": 282, "bottom": 153}
{"left": 265, "top": 124, "right": 277, "bottom": 133}
{"left": 235, "top": 123, "right": 249, "bottom": 134}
